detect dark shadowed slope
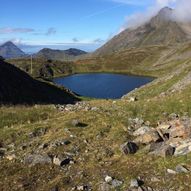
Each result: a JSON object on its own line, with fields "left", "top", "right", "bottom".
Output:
{"left": 0, "top": 60, "right": 80, "bottom": 105}
{"left": 0, "top": 41, "right": 26, "bottom": 59}
{"left": 95, "top": 7, "right": 191, "bottom": 55}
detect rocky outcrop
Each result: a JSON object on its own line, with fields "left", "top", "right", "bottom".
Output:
{"left": 124, "top": 116, "right": 191, "bottom": 157}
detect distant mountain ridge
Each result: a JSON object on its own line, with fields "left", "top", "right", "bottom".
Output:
{"left": 34, "top": 48, "right": 87, "bottom": 61}
{"left": 0, "top": 41, "right": 87, "bottom": 61}
{"left": 0, "top": 41, "right": 26, "bottom": 59}
{"left": 95, "top": 7, "right": 191, "bottom": 55}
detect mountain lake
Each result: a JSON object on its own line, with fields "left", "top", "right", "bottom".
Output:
{"left": 53, "top": 73, "right": 154, "bottom": 99}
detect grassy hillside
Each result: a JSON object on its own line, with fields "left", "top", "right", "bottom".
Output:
{"left": 1, "top": 79, "right": 191, "bottom": 190}
{"left": 8, "top": 58, "right": 76, "bottom": 79}
{"left": 1, "top": 41, "right": 191, "bottom": 190}
{"left": 75, "top": 43, "right": 191, "bottom": 77}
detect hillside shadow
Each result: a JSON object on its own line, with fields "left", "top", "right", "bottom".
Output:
{"left": 0, "top": 60, "right": 80, "bottom": 105}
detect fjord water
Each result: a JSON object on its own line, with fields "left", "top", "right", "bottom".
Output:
{"left": 53, "top": 73, "right": 153, "bottom": 99}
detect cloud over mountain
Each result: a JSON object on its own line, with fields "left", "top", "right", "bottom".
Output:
{"left": 119, "top": 0, "right": 191, "bottom": 30}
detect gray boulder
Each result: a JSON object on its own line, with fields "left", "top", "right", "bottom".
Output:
{"left": 24, "top": 154, "right": 52, "bottom": 166}
{"left": 121, "top": 142, "right": 139, "bottom": 154}
{"left": 149, "top": 142, "right": 175, "bottom": 157}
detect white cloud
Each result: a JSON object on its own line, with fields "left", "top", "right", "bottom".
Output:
{"left": 120, "top": 7, "right": 158, "bottom": 30}
{"left": 156, "top": 0, "right": 177, "bottom": 6}
{"left": 119, "top": 0, "right": 184, "bottom": 31}
{"left": 0, "top": 27, "right": 34, "bottom": 34}
{"left": 45, "top": 27, "right": 56, "bottom": 36}
{"left": 172, "top": 0, "right": 191, "bottom": 22}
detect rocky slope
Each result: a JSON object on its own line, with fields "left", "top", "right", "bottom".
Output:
{"left": 95, "top": 7, "right": 191, "bottom": 55}
{"left": 0, "top": 59, "right": 79, "bottom": 105}
{"left": 0, "top": 41, "right": 26, "bottom": 59}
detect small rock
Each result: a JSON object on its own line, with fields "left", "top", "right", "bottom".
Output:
{"left": 121, "top": 142, "right": 139, "bottom": 154}
{"left": 167, "top": 169, "right": 177, "bottom": 174}
{"left": 99, "top": 182, "right": 111, "bottom": 191}
{"left": 91, "top": 107, "right": 99, "bottom": 111}
{"left": 77, "top": 186, "right": 84, "bottom": 190}
{"left": 111, "top": 179, "right": 123, "bottom": 188}
{"left": 53, "top": 155, "right": 73, "bottom": 167}
{"left": 71, "top": 119, "right": 88, "bottom": 128}
{"left": 130, "top": 179, "right": 139, "bottom": 188}
{"left": 129, "top": 97, "right": 138, "bottom": 102}
{"left": 39, "top": 143, "right": 49, "bottom": 149}
{"left": 71, "top": 119, "right": 80, "bottom": 126}
{"left": 53, "top": 140, "right": 71, "bottom": 147}
{"left": 176, "top": 164, "right": 190, "bottom": 173}
{"left": 6, "top": 154, "right": 16, "bottom": 161}
{"left": 105, "top": 175, "right": 113, "bottom": 183}
{"left": 76, "top": 185, "right": 90, "bottom": 191}
{"left": 151, "top": 177, "right": 160, "bottom": 183}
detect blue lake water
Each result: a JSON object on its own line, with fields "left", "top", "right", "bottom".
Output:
{"left": 53, "top": 73, "right": 153, "bottom": 99}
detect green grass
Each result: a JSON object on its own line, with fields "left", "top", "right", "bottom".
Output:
{"left": 2, "top": 42, "right": 191, "bottom": 190}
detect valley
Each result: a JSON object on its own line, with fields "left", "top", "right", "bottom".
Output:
{"left": 1, "top": 6, "right": 191, "bottom": 191}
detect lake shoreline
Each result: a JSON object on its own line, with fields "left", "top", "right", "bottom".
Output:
{"left": 53, "top": 70, "right": 157, "bottom": 80}
{"left": 53, "top": 73, "right": 154, "bottom": 99}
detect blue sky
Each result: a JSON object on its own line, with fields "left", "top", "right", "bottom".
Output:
{"left": 0, "top": 0, "right": 177, "bottom": 52}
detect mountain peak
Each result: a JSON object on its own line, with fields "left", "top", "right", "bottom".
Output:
{"left": 150, "top": 7, "right": 174, "bottom": 27}
{"left": 156, "top": 7, "right": 173, "bottom": 19}
{"left": 0, "top": 41, "right": 26, "bottom": 59}
{"left": 158, "top": 7, "right": 173, "bottom": 16}
{"left": 2, "top": 41, "right": 16, "bottom": 47}
{"left": 94, "top": 6, "right": 191, "bottom": 55}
